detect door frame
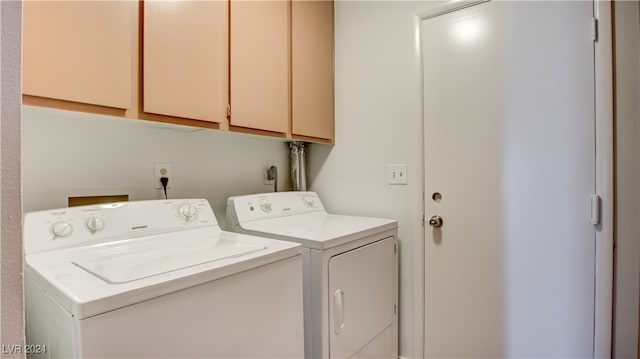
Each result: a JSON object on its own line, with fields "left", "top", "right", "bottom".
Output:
{"left": 412, "top": 1, "right": 614, "bottom": 357}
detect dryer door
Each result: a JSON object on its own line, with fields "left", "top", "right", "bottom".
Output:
{"left": 328, "top": 236, "right": 396, "bottom": 358}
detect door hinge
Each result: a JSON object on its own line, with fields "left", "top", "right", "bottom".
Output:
{"left": 421, "top": 213, "right": 425, "bottom": 227}
{"left": 591, "top": 194, "right": 601, "bottom": 225}
{"left": 394, "top": 243, "right": 397, "bottom": 254}
{"left": 592, "top": 18, "right": 599, "bottom": 42}
{"left": 394, "top": 304, "right": 397, "bottom": 315}
{"left": 226, "top": 104, "right": 231, "bottom": 119}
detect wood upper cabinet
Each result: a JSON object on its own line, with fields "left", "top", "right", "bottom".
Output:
{"left": 230, "top": 0, "right": 290, "bottom": 134}
{"left": 23, "top": 1, "right": 136, "bottom": 110}
{"left": 230, "top": 0, "right": 334, "bottom": 142}
{"left": 143, "top": 1, "right": 228, "bottom": 123}
{"left": 291, "top": 0, "right": 334, "bottom": 141}
{"left": 23, "top": 0, "right": 334, "bottom": 143}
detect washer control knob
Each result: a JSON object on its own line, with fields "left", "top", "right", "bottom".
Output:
{"left": 302, "top": 195, "right": 315, "bottom": 207}
{"left": 178, "top": 203, "right": 198, "bottom": 221}
{"left": 51, "top": 221, "right": 73, "bottom": 238}
{"left": 86, "top": 216, "right": 105, "bottom": 233}
{"left": 260, "top": 202, "right": 273, "bottom": 213}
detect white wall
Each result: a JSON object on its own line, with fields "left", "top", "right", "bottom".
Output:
{"left": 614, "top": 1, "right": 640, "bottom": 357}
{"left": 311, "top": 1, "right": 635, "bottom": 358}
{"left": 17, "top": 2, "right": 638, "bottom": 358}
{"left": 308, "top": 2, "right": 427, "bottom": 357}
{"left": 22, "top": 106, "right": 291, "bottom": 226}
{"left": 0, "top": 0, "right": 24, "bottom": 357}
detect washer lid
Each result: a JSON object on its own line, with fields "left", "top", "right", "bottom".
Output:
{"left": 24, "top": 227, "right": 301, "bottom": 319}
{"left": 236, "top": 212, "right": 397, "bottom": 250}
{"left": 72, "top": 235, "right": 266, "bottom": 284}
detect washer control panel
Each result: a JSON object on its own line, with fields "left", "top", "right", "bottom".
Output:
{"left": 227, "top": 191, "right": 325, "bottom": 224}
{"left": 85, "top": 215, "right": 105, "bottom": 233}
{"left": 177, "top": 203, "right": 199, "bottom": 222}
{"left": 25, "top": 199, "right": 216, "bottom": 255}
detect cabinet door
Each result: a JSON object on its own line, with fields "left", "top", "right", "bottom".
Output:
{"left": 23, "top": 1, "right": 135, "bottom": 109}
{"left": 230, "top": 0, "right": 289, "bottom": 133}
{"left": 291, "top": 0, "right": 334, "bottom": 141}
{"left": 144, "top": 0, "right": 228, "bottom": 123}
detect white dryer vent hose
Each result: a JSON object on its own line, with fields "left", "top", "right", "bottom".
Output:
{"left": 290, "top": 141, "right": 307, "bottom": 191}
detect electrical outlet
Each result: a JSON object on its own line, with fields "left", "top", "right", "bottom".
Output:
{"left": 265, "top": 166, "right": 276, "bottom": 185}
{"left": 154, "top": 163, "right": 172, "bottom": 189}
{"left": 388, "top": 164, "right": 408, "bottom": 185}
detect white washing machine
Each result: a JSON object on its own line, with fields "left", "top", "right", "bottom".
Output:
{"left": 226, "top": 191, "right": 398, "bottom": 359}
{"left": 24, "top": 199, "right": 304, "bottom": 358}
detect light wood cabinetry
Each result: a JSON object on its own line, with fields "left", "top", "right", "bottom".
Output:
{"left": 291, "top": 0, "right": 334, "bottom": 141}
{"left": 22, "top": 0, "right": 334, "bottom": 143}
{"left": 143, "top": 1, "right": 228, "bottom": 124}
{"left": 230, "top": 1, "right": 289, "bottom": 135}
{"left": 23, "top": 1, "right": 136, "bottom": 111}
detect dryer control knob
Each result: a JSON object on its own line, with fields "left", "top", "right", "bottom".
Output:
{"left": 86, "top": 216, "right": 105, "bottom": 233}
{"left": 51, "top": 221, "right": 73, "bottom": 238}
{"left": 260, "top": 202, "right": 273, "bottom": 213}
{"left": 302, "top": 195, "right": 315, "bottom": 207}
{"left": 178, "top": 203, "right": 198, "bottom": 221}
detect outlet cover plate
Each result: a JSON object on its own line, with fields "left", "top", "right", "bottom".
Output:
{"left": 154, "top": 163, "right": 172, "bottom": 189}
{"left": 265, "top": 166, "right": 276, "bottom": 185}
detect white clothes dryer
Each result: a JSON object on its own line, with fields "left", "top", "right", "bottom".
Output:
{"left": 226, "top": 191, "right": 398, "bottom": 359}
{"left": 24, "top": 199, "right": 304, "bottom": 358}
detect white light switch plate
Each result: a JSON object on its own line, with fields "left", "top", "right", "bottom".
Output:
{"left": 388, "top": 164, "right": 408, "bottom": 185}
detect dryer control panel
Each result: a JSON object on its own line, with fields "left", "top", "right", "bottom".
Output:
{"left": 227, "top": 191, "right": 325, "bottom": 225}
{"left": 24, "top": 199, "right": 217, "bottom": 255}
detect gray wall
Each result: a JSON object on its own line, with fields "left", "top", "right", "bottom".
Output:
{"left": 22, "top": 106, "right": 291, "bottom": 227}
{"left": 309, "top": 2, "right": 426, "bottom": 357}
{"left": 614, "top": 1, "right": 640, "bottom": 358}
{"left": 0, "top": 1, "right": 24, "bottom": 358}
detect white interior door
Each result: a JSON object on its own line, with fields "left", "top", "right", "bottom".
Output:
{"left": 422, "top": 1, "right": 596, "bottom": 357}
